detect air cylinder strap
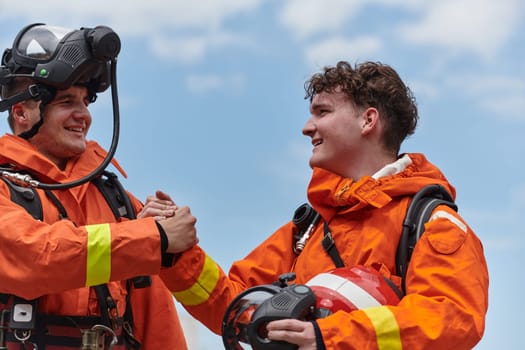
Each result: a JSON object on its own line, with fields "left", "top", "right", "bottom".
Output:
{"left": 321, "top": 222, "right": 345, "bottom": 268}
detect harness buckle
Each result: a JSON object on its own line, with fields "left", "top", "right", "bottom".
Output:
{"left": 81, "top": 324, "right": 118, "bottom": 350}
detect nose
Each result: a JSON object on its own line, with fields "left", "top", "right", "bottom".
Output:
{"left": 74, "top": 101, "right": 90, "bottom": 115}
{"left": 302, "top": 116, "right": 315, "bottom": 137}
{"left": 72, "top": 103, "right": 92, "bottom": 124}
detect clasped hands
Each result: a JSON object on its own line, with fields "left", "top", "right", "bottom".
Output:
{"left": 138, "top": 191, "right": 317, "bottom": 349}
{"left": 138, "top": 190, "right": 198, "bottom": 254}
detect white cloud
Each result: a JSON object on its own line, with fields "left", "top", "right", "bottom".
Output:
{"left": 0, "top": 0, "right": 262, "bottom": 30}
{"left": 0, "top": 0, "right": 263, "bottom": 62}
{"left": 278, "top": 0, "right": 523, "bottom": 68}
{"left": 398, "top": 0, "right": 524, "bottom": 60}
{"left": 408, "top": 79, "right": 441, "bottom": 100}
{"left": 445, "top": 74, "right": 525, "bottom": 120}
{"left": 304, "top": 36, "right": 382, "bottom": 68}
{"left": 279, "top": 0, "right": 362, "bottom": 40}
{"left": 152, "top": 35, "right": 209, "bottom": 64}
{"left": 185, "top": 73, "right": 245, "bottom": 94}
{"left": 151, "top": 29, "right": 251, "bottom": 64}
{"left": 463, "top": 182, "right": 525, "bottom": 254}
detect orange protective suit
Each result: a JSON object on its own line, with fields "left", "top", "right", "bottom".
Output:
{"left": 162, "top": 153, "right": 488, "bottom": 350}
{"left": 0, "top": 134, "right": 187, "bottom": 349}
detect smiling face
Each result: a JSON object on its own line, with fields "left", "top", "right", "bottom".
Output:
{"left": 17, "top": 86, "right": 92, "bottom": 169}
{"left": 302, "top": 90, "right": 365, "bottom": 177}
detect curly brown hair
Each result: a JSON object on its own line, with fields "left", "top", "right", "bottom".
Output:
{"left": 304, "top": 61, "right": 418, "bottom": 155}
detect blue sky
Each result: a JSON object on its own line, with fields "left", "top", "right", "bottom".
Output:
{"left": 0, "top": 0, "right": 523, "bottom": 348}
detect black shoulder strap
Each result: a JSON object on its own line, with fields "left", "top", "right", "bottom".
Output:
{"left": 292, "top": 184, "right": 458, "bottom": 296}
{"left": 91, "top": 170, "right": 151, "bottom": 346}
{"left": 322, "top": 222, "right": 345, "bottom": 268}
{"left": 1, "top": 177, "right": 43, "bottom": 220}
{"left": 0, "top": 177, "right": 42, "bottom": 304}
{"left": 1, "top": 170, "right": 136, "bottom": 222}
{"left": 91, "top": 170, "right": 136, "bottom": 220}
{"left": 395, "top": 184, "right": 458, "bottom": 294}
{"left": 1, "top": 170, "right": 148, "bottom": 342}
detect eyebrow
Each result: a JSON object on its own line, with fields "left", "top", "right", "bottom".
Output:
{"left": 51, "top": 92, "right": 71, "bottom": 100}
{"left": 310, "top": 101, "right": 332, "bottom": 112}
{"left": 54, "top": 92, "right": 88, "bottom": 101}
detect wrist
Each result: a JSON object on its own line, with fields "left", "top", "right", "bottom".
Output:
{"left": 155, "top": 221, "right": 177, "bottom": 267}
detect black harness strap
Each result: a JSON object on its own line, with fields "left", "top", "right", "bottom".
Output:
{"left": 44, "top": 189, "right": 69, "bottom": 220}
{"left": 91, "top": 170, "right": 134, "bottom": 221}
{"left": 122, "top": 280, "right": 141, "bottom": 350}
{"left": 0, "top": 177, "right": 43, "bottom": 305}
{"left": 93, "top": 284, "right": 118, "bottom": 331}
{"left": 1, "top": 177, "right": 43, "bottom": 220}
{"left": 395, "top": 184, "right": 457, "bottom": 294}
{"left": 91, "top": 171, "right": 145, "bottom": 349}
{"left": 292, "top": 184, "right": 458, "bottom": 296}
{"left": 0, "top": 170, "right": 147, "bottom": 349}
{"left": 321, "top": 222, "right": 345, "bottom": 268}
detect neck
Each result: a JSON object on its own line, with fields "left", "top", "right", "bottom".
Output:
{"left": 344, "top": 150, "right": 397, "bottom": 180}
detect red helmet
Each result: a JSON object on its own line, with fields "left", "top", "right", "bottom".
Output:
{"left": 306, "top": 266, "right": 402, "bottom": 318}
{"left": 222, "top": 266, "right": 402, "bottom": 350}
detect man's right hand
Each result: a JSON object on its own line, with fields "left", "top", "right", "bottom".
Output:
{"left": 158, "top": 206, "right": 199, "bottom": 253}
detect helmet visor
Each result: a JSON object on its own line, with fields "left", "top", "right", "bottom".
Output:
{"left": 222, "top": 286, "right": 280, "bottom": 350}
{"left": 16, "top": 24, "right": 72, "bottom": 63}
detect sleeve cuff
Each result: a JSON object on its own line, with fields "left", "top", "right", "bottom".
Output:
{"left": 312, "top": 321, "right": 326, "bottom": 350}
{"left": 155, "top": 221, "right": 178, "bottom": 267}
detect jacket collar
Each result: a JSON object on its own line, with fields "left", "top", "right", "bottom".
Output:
{"left": 306, "top": 153, "right": 455, "bottom": 222}
{"left": 0, "top": 133, "right": 127, "bottom": 184}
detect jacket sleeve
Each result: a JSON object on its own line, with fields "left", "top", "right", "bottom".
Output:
{"left": 160, "top": 221, "right": 298, "bottom": 334}
{"left": 315, "top": 206, "right": 489, "bottom": 350}
{"left": 0, "top": 184, "right": 164, "bottom": 300}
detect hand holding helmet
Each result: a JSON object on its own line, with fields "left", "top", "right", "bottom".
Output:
{"left": 222, "top": 266, "right": 402, "bottom": 350}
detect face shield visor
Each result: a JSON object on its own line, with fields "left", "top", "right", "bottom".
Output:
{"left": 222, "top": 283, "right": 317, "bottom": 350}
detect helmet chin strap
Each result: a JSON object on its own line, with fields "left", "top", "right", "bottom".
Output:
{"left": 1, "top": 58, "right": 119, "bottom": 190}
{"left": 16, "top": 85, "right": 96, "bottom": 140}
{"left": 1, "top": 84, "right": 57, "bottom": 140}
{"left": 18, "top": 109, "right": 44, "bottom": 140}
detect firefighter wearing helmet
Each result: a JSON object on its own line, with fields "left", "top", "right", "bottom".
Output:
{"left": 0, "top": 23, "right": 198, "bottom": 349}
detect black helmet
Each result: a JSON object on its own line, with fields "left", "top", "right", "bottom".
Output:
{"left": 0, "top": 23, "right": 120, "bottom": 109}
{"left": 0, "top": 23, "right": 121, "bottom": 140}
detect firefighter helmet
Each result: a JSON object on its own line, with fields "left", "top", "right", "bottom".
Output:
{"left": 222, "top": 266, "right": 402, "bottom": 350}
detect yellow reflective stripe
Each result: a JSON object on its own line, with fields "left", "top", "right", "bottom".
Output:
{"left": 172, "top": 254, "right": 220, "bottom": 306}
{"left": 85, "top": 223, "right": 111, "bottom": 286}
{"left": 362, "top": 306, "right": 402, "bottom": 350}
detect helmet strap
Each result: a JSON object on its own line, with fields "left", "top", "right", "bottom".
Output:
{"left": 0, "top": 84, "right": 55, "bottom": 139}
{"left": 18, "top": 112, "right": 44, "bottom": 140}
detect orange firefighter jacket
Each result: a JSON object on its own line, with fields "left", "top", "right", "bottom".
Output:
{"left": 162, "top": 153, "right": 488, "bottom": 350}
{"left": 0, "top": 134, "right": 187, "bottom": 349}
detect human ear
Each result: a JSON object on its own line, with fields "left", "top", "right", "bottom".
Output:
{"left": 361, "top": 107, "right": 379, "bottom": 135}
{"left": 11, "top": 102, "right": 32, "bottom": 129}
